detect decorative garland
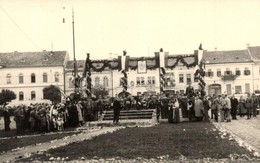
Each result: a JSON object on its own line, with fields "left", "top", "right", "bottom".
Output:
{"left": 89, "top": 54, "right": 197, "bottom": 72}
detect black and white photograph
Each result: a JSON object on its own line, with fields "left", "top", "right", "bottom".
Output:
{"left": 0, "top": 0, "right": 260, "bottom": 162}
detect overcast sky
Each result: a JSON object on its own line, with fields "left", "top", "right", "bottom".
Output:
{"left": 0, "top": 0, "right": 260, "bottom": 60}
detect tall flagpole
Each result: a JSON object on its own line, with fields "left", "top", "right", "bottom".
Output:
{"left": 72, "top": 8, "right": 78, "bottom": 93}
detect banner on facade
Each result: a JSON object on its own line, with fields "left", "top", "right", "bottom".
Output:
{"left": 138, "top": 60, "right": 147, "bottom": 73}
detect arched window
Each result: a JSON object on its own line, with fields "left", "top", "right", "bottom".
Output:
{"left": 19, "top": 91, "right": 24, "bottom": 101}
{"left": 95, "top": 77, "right": 100, "bottom": 87}
{"left": 55, "top": 72, "right": 60, "bottom": 82}
{"left": 31, "top": 73, "right": 36, "bottom": 83}
{"left": 103, "top": 76, "right": 109, "bottom": 88}
{"left": 43, "top": 73, "right": 48, "bottom": 83}
{"left": 31, "top": 91, "right": 36, "bottom": 100}
{"left": 19, "top": 73, "right": 24, "bottom": 84}
{"left": 69, "top": 77, "right": 74, "bottom": 88}
{"left": 6, "top": 74, "right": 11, "bottom": 84}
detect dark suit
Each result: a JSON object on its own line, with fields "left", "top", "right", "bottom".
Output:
{"left": 230, "top": 97, "right": 238, "bottom": 119}
{"left": 113, "top": 99, "right": 121, "bottom": 123}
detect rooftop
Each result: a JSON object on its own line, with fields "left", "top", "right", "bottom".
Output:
{"left": 203, "top": 49, "right": 252, "bottom": 64}
{"left": 248, "top": 46, "right": 260, "bottom": 60}
{"left": 0, "top": 51, "right": 68, "bottom": 68}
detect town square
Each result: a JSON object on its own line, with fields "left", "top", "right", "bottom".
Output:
{"left": 1, "top": 0, "right": 260, "bottom": 162}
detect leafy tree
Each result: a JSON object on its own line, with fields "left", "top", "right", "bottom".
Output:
{"left": 0, "top": 89, "right": 16, "bottom": 106}
{"left": 43, "top": 85, "right": 61, "bottom": 104}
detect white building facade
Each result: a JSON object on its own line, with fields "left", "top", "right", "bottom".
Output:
{"left": 0, "top": 51, "right": 69, "bottom": 105}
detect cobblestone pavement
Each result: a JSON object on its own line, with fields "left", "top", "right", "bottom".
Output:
{"left": 213, "top": 116, "right": 260, "bottom": 153}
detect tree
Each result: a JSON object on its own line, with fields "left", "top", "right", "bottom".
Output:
{"left": 0, "top": 89, "right": 16, "bottom": 106}
{"left": 43, "top": 85, "right": 61, "bottom": 104}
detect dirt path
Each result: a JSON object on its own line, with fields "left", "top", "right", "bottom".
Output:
{"left": 0, "top": 126, "right": 123, "bottom": 162}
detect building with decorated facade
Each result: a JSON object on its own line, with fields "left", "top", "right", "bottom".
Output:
{"left": 64, "top": 48, "right": 203, "bottom": 97}
{"left": 2, "top": 45, "right": 260, "bottom": 106}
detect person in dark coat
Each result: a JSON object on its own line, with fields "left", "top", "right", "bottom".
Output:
{"left": 245, "top": 93, "right": 253, "bottom": 119}
{"left": 230, "top": 95, "right": 238, "bottom": 120}
{"left": 3, "top": 107, "right": 11, "bottom": 131}
{"left": 186, "top": 82, "right": 195, "bottom": 98}
{"left": 113, "top": 95, "right": 121, "bottom": 124}
{"left": 202, "top": 96, "right": 210, "bottom": 122}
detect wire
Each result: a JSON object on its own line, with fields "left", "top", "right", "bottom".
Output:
{"left": 0, "top": 4, "right": 42, "bottom": 51}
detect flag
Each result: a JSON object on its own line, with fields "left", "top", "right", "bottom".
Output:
{"left": 118, "top": 55, "right": 129, "bottom": 71}
{"left": 197, "top": 44, "right": 203, "bottom": 64}
{"left": 159, "top": 51, "right": 165, "bottom": 68}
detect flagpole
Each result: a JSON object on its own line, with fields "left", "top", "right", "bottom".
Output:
{"left": 72, "top": 8, "right": 78, "bottom": 93}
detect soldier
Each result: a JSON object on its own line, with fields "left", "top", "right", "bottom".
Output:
{"left": 211, "top": 95, "right": 219, "bottom": 122}
{"left": 245, "top": 93, "right": 253, "bottom": 119}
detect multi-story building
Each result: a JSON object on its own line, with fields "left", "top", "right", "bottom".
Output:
{"left": 0, "top": 50, "right": 69, "bottom": 105}
{"left": 2, "top": 45, "right": 260, "bottom": 106}
{"left": 204, "top": 46, "right": 260, "bottom": 96}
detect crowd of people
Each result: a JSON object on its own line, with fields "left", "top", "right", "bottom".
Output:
{"left": 1, "top": 83, "right": 259, "bottom": 134}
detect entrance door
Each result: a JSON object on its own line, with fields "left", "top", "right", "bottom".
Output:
{"left": 226, "top": 84, "right": 231, "bottom": 95}
{"left": 208, "top": 84, "right": 221, "bottom": 96}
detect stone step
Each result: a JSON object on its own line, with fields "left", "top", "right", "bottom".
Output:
{"left": 104, "top": 109, "right": 154, "bottom": 114}
{"left": 102, "top": 109, "right": 155, "bottom": 121}
{"left": 103, "top": 115, "right": 153, "bottom": 120}
{"left": 104, "top": 112, "right": 153, "bottom": 116}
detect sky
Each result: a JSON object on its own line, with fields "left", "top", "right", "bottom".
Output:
{"left": 0, "top": 0, "right": 260, "bottom": 60}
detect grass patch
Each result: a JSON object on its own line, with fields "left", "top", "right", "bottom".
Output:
{"left": 0, "top": 129, "right": 80, "bottom": 154}
{"left": 19, "top": 122, "right": 256, "bottom": 161}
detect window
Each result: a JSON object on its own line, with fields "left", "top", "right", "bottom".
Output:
{"left": 95, "top": 77, "right": 100, "bottom": 87}
{"left": 235, "top": 68, "right": 241, "bottom": 76}
{"left": 31, "top": 91, "right": 36, "bottom": 100}
{"left": 245, "top": 83, "right": 250, "bottom": 93}
{"left": 19, "top": 91, "right": 24, "bottom": 101}
{"left": 136, "top": 77, "right": 145, "bottom": 86}
{"left": 43, "top": 73, "right": 48, "bottom": 83}
{"left": 69, "top": 77, "right": 74, "bottom": 88}
{"left": 147, "top": 76, "right": 155, "bottom": 85}
{"left": 55, "top": 72, "right": 59, "bottom": 82}
{"left": 235, "top": 86, "right": 242, "bottom": 94}
{"left": 19, "top": 73, "right": 24, "bottom": 84}
{"left": 31, "top": 73, "right": 36, "bottom": 83}
{"left": 140, "top": 77, "right": 145, "bottom": 85}
{"left": 224, "top": 68, "right": 232, "bottom": 75}
{"left": 136, "top": 77, "right": 141, "bottom": 86}
{"left": 179, "top": 74, "right": 184, "bottom": 83}
{"left": 6, "top": 74, "right": 11, "bottom": 84}
{"left": 217, "top": 69, "right": 221, "bottom": 77}
{"left": 244, "top": 68, "right": 251, "bottom": 76}
{"left": 207, "top": 69, "right": 214, "bottom": 77}
{"left": 103, "top": 76, "right": 109, "bottom": 88}
{"left": 186, "top": 74, "right": 191, "bottom": 84}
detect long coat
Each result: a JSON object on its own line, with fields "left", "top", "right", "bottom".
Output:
{"left": 194, "top": 99, "right": 203, "bottom": 117}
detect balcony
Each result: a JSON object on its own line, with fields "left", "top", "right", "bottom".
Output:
{"left": 221, "top": 74, "right": 237, "bottom": 81}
